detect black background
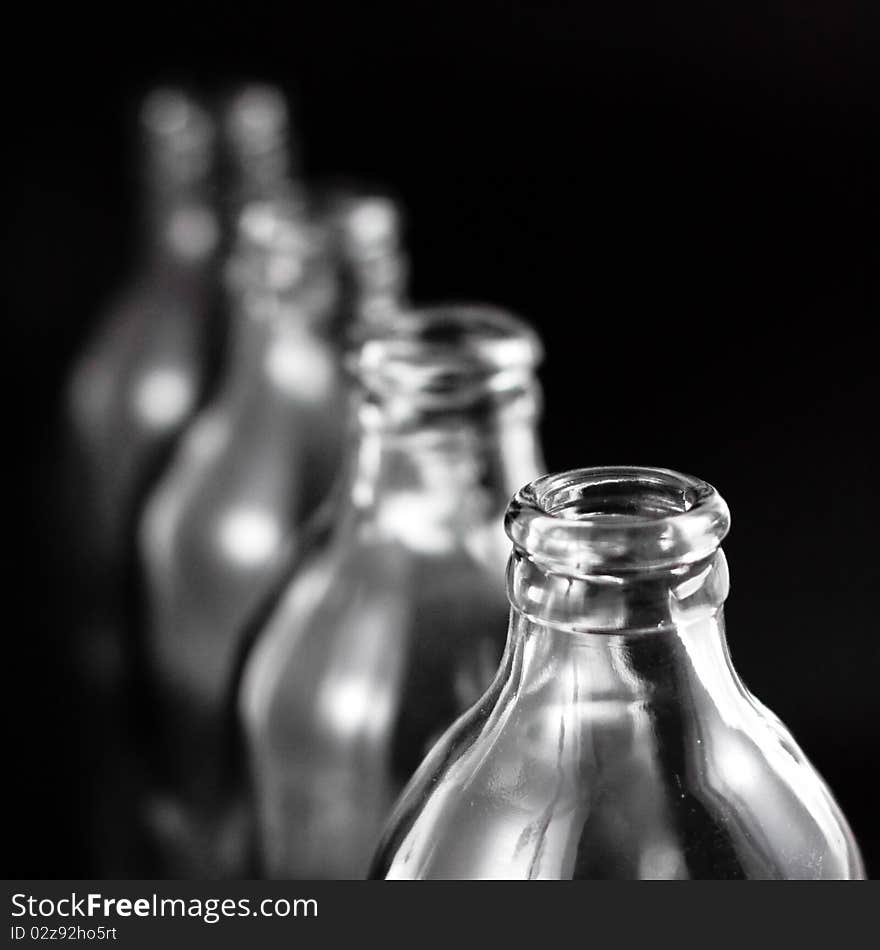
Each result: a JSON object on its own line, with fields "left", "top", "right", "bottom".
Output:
{"left": 8, "top": 1, "right": 878, "bottom": 876}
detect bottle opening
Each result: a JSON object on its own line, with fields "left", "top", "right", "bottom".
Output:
{"left": 507, "top": 467, "right": 730, "bottom": 576}
{"left": 350, "top": 304, "right": 543, "bottom": 409}
{"left": 538, "top": 469, "right": 701, "bottom": 521}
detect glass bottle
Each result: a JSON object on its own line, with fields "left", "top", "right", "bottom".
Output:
{"left": 371, "top": 466, "right": 866, "bottom": 880}
{"left": 138, "top": 196, "right": 343, "bottom": 875}
{"left": 239, "top": 304, "right": 546, "bottom": 879}
{"left": 65, "top": 88, "right": 219, "bottom": 692}
{"left": 59, "top": 89, "right": 219, "bottom": 875}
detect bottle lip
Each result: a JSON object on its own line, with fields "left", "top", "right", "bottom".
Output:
{"left": 505, "top": 466, "right": 730, "bottom": 576}
{"left": 349, "top": 303, "right": 543, "bottom": 404}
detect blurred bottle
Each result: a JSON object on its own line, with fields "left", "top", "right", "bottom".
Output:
{"left": 322, "top": 187, "right": 409, "bottom": 331}
{"left": 240, "top": 304, "right": 546, "bottom": 879}
{"left": 138, "top": 194, "right": 344, "bottom": 876}
{"left": 60, "top": 88, "right": 219, "bottom": 875}
{"left": 371, "top": 467, "right": 866, "bottom": 880}
{"left": 65, "top": 88, "right": 219, "bottom": 696}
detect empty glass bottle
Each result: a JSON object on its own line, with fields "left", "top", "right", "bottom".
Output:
{"left": 65, "top": 88, "right": 219, "bottom": 692}
{"left": 371, "top": 467, "right": 865, "bottom": 879}
{"left": 59, "top": 89, "right": 219, "bottom": 875}
{"left": 240, "top": 305, "right": 546, "bottom": 879}
{"left": 138, "top": 196, "right": 343, "bottom": 875}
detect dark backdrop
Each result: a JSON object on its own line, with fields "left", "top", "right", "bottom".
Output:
{"left": 8, "top": 1, "right": 878, "bottom": 876}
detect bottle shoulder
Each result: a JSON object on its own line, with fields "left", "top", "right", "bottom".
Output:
{"left": 375, "top": 649, "right": 864, "bottom": 879}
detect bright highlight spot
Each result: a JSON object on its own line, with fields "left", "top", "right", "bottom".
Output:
{"left": 346, "top": 199, "right": 395, "bottom": 248}
{"left": 718, "top": 737, "right": 762, "bottom": 791}
{"left": 377, "top": 493, "right": 457, "bottom": 554}
{"left": 320, "top": 676, "right": 378, "bottom": 738}
{"left": 217, "top": 507, "right": 282, "bottom": 567}
{"left": 639, "top": 840, "right": 685, "bottom": 880}
{"left": 133, "top": 368, "right": 194, "bottom": 429}
{"left": 265, "top": 337, "right": 334, "bottom": 401}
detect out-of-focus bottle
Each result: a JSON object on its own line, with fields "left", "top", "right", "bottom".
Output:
{"left": 240, "top": 304, "right": 546, "bottom": 879}
{"left": 138, "top": 195, "right": 344, "bottom": 876}
{"left": 371, "top": 467, "right": 866, "bottom": 880}
{"left": 60, "top": 89, "right": 219, "bottom": 876}
{"left": 65, "top": 88, "right": 219, "bottom": 695}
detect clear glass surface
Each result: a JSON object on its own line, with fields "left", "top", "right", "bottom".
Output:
{"left": 371, "top": 467, "right": 865, "bottom": 879}
{"left": 240, "top": 305, "right": 546, "bottom": 879}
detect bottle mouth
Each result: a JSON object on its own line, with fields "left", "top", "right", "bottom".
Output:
{"left": 506, "top": 467, "right": 730, "bottom": 576}
{"left": 350, "top": 304, "right": 543, "bottom": 407}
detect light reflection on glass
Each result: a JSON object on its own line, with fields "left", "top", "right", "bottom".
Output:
{"left": 216, "top": 506, "right": 284, "bottom": 567}
{"left": 132, "top": 367, "right": 196, "bottom": 429}
{"left": 264, "top": 333, "right": 336, "bottom": 401}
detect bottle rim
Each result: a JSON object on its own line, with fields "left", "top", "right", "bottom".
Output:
{"left": 506, "top": 466, "right": 730, "bottom": 576}
{"left": 350, "top": 303, "right": 543, "bottom": 404}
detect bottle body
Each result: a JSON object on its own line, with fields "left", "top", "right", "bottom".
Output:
{"left": 240, "top": 305, "right": 545, "bottom": 879}
{"left": 139, "top": 207, "right": 345, "bottom": 875}
{"left": 141, "top": 337, "right": 343, "bottom": 751}
{"left": 59, "top": 90, "right": 219, "bottom": 876}
{"left": 372, "top": 468, "right": 865, "bottom": 880}
{"left": 242, "top": 439, "right": 518, "bottom": 878}
{"left": 65, "top": 94, "right": 219, "bottom": 696}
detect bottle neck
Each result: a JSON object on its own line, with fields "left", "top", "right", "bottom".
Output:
{"left": 338, "top": 251, "right": 408, "bottom": 329}
{"left": 509, "top": 545, "right": 730, "bottom": 635}
{"left": 220, "top": 291, "right": 337, "bottom": 405}
{"left": 501, "top": 546, "right": 741, "bottom": 745}
{"left": 139, "top": 188, "right": 219, "bottom": 274}
{"left": 506, "top": 544, "right": 733, "bottom": 688}
{"left": 341, "top": 387, "right": 544, "bottom": 553}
